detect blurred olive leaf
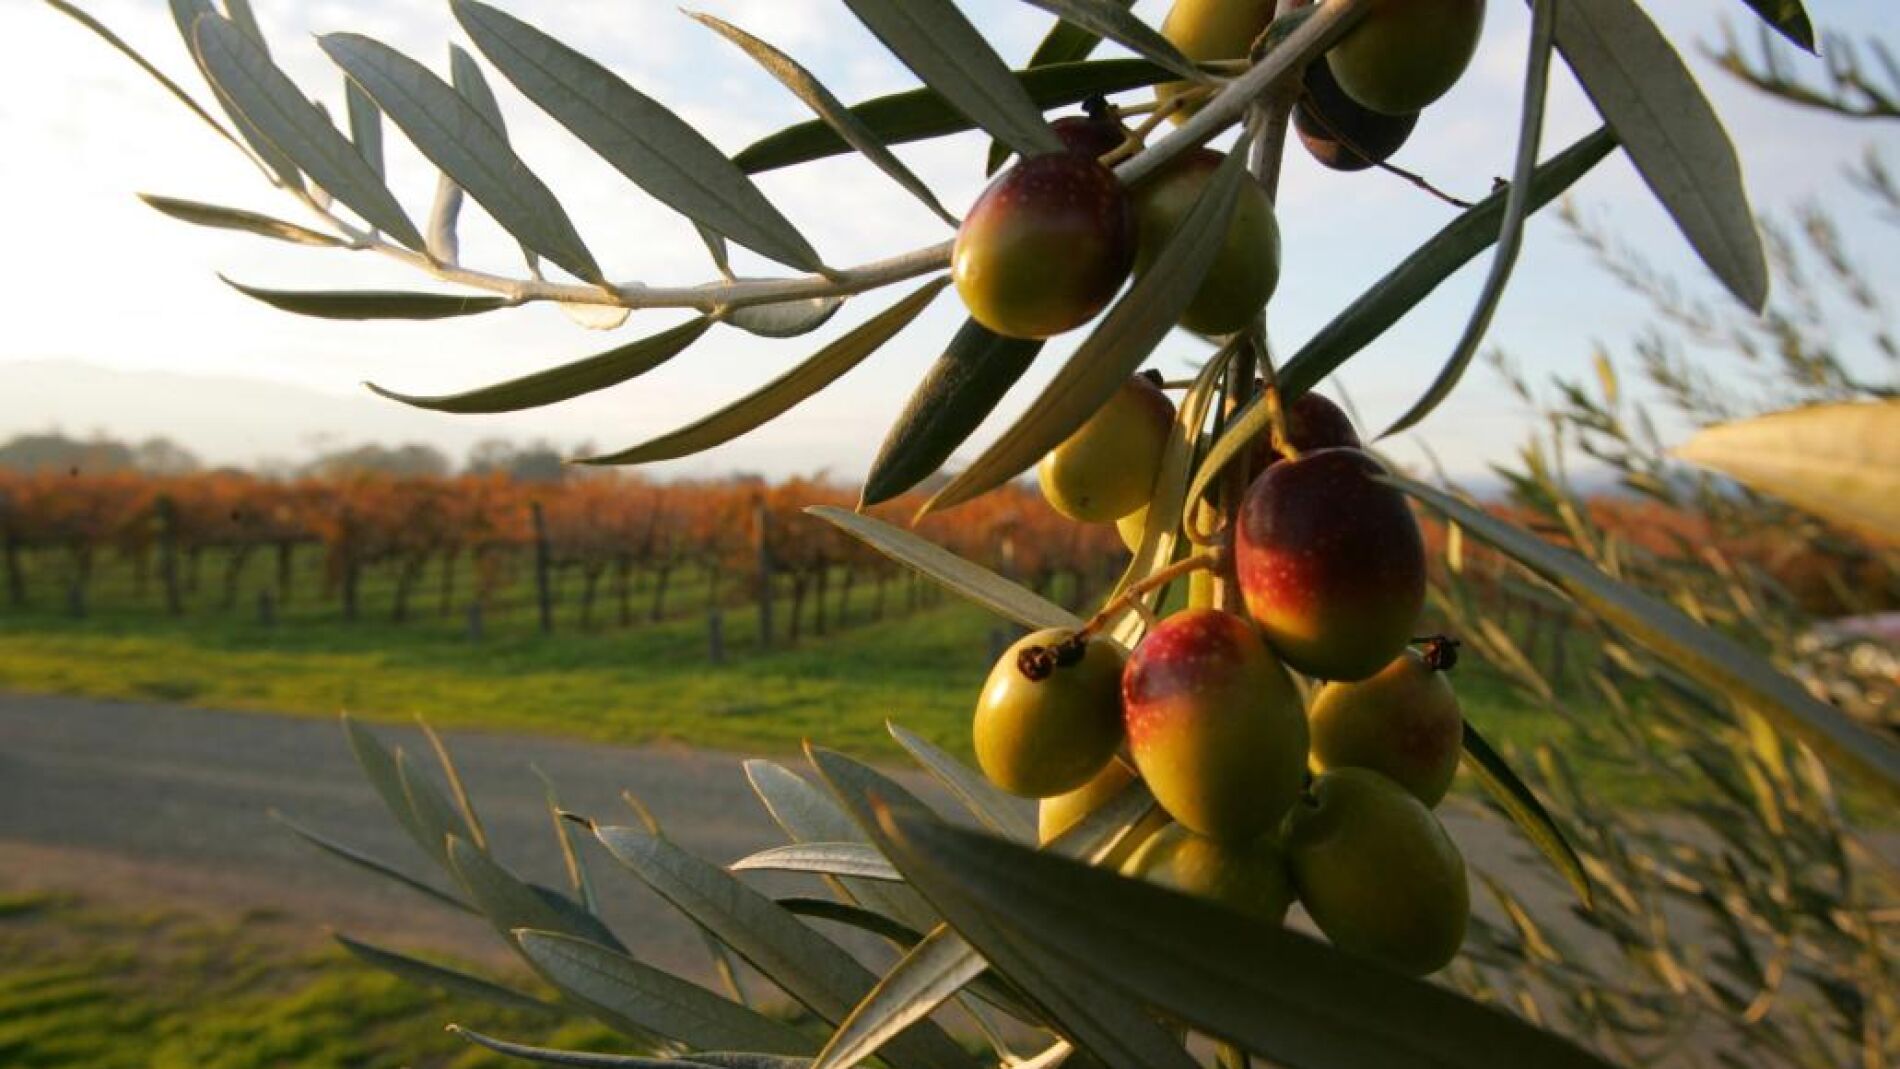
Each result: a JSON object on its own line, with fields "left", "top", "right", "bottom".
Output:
{"left": 170, "top": 0, "right": 303, "bottom": 190}
{"left": 986, "top": 0, "right": 1134, "bottom": 171}
{"left": 1381, "top": 0, "right": 1557, "bottom": 439}
{"left": 334, "top": 932, "right": 558, "bottom": 1015}
{"left": 448, "top": 836, "right": 628, "bottom": 954}
{"left": 811, "top": 749, "right": 1202, "bottom": 1069}
{"left": 320, "top": 30, "right": 604, "bottom": 284}
{"left": 861, "top": 321, "right": 1043, "bottom": 508}
{"left": 341, "top": 716, "right": 449, "bottom": 870}
{"left": 269, "top": 809, "right": 473, "bottom": 913}
{"left": 871, "top": 803, "right": 1620, "bottom": 1069}
{"left": 138, "top": 194, "right": 343, "bottom": 246}
{"left": 1461, "top": 723, "right": 1593, "bottom": 910}
{"left": 592, "top": 828, "right": 974, "bottom": 1069}
{"left": 579, "top": 280, "right": 946, "bottom": 466}
{"left": 735, "top": 59, "right": 1170, "bottom": 173}
{"left": 1273, "top": 126, "right": 1616, "bottom": 406}
{"left": 223, "top": 0, "right": 266, "bottom": 51}
{"left": 222, "top": 276, "right": 512, "bottom": 320}
{"left": 804, "top": 507, "right": 1081, "bottom": 631}
{"left": 1733, "top": 0, "right": 1816, "bottom": 53}
{"left": 396, "top": 747, "right": 476, "bottom": 870}
{"left": 726, "top": 295, "right": 847, "bottom": 339}
{"left": 195, "top": 14, "right": 436, "bottom": 249}
{"left": 810, "top": 925, "right": 986, "bottom": 1069}
{"left": 842, "top": 0, "right": 1063, "bottom": 160}
{"left": 368, "top": 317, "right": 714, "bottom": 414}
{"left": 924, "top": 141, "right": 1250, "bottom": 516}
{"left": 43, "top": 1, "right": 246, "bottom": 155}
{"left": 451, "top": 1028, "right": 809, "bottom": 1068}
{"left": 729, "top": 843, "right": 904, "bottom": 882}
{"left": 452, "top": 0, "right": 822, "bottom": 273}
{"left": 689, "top": 13, "right": 957, "bottom": 227}
{"left": 1673, "top": 400, "right": 1900, "bottom": 546}
{"left": 1391, "top": 476, "right": 1900, "bottom": 801}
{"left": 515, "top": 931, "right": 815, "bottom": 1055}
{"left": 1554, "top": 0, "right": 1769, "bottom": 310}
{"left": 1013, "top": 1, "right": 1199, "bottom": 82}
{"left": 889, "top": 724, "right": 1037, "bottom": 843}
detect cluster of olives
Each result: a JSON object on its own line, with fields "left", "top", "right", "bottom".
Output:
{"left": 951, "top": 0, "right": 1486, "bottom": 344}
{"left": 974, "top": 387, "right": 1472, "bottom": 976}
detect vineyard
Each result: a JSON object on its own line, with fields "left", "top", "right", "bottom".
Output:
{"left": 0, "top": 469, "right": 1129, "bottom": 656}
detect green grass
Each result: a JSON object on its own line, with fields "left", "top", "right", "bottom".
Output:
{"left": 0, "top": 892, "right": 633, "bottom": 1069}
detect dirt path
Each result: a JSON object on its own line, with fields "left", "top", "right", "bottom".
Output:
{"left": 0, "top": 691, "right": 1561, "bottom": 979}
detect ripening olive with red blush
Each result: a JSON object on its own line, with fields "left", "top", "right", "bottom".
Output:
{"left": 1252, "top": 391, "right": 1362, "bottom": 469}
{"left": 953, "top": 151, "right": 1135, "bottom": 340}
{"left": 1295, "top": 56, "right": 1420, "bottom": 172}
{"left": 1235, "top": 448, "right": 1426, "bottom": 682}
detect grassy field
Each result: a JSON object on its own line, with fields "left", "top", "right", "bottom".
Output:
{"left": 0, "top": 891, "right": 638, "bottom": 1069}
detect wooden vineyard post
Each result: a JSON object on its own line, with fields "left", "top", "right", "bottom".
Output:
{"left": 754, "top": 495, "right": 773, "bottom": 651}
{"left": 156, "top": 494, "right": 183, "bottom": 617}
{"left": 530, "top": 500, "right": 554, "bottom": 636}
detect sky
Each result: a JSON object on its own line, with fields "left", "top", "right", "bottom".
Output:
{"left": 0, "top": 0, "right": 1894, "bottom": 481}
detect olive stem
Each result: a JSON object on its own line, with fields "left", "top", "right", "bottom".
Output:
{"left": 1103, "top": 89, "right": 1210, "bottom": 166}
{"left": 1077, "top": 549, "right": 1225, "bottom": 641}
{"left": 1295, "top": 102, "right": 1477, "bottom": 209}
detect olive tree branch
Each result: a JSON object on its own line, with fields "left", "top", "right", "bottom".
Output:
{"left": 269, "top": 0, "right": 1373, "bottom": 314}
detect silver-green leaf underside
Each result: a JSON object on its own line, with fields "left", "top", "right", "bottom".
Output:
{"left": 368, "top": 317, "right": 715, "bottom": 414}
{"left": 804, "top": 507, "right": 1081, "bottom": 631}
{"left": 515, "top": 931, "right": 814, "bottom": 1055}
{"left": 269, "top": 808, "right": 473, "bottom": 913}
{"left": 579, "top": 280, "right": 946, "bottom": 466}
{"left": 334, "top": 932, "right": 558, "bottom": 1015}
{"left": 1673, "top": 400, "right": 1900, "bottom": 546}
{"left": 924, "top": 141, "right": 1250, "bottom": 516}
{"left": 841, "top": 0, "right": 1064, "bottom": 160}
{"left": 169, "top": 0, "right": 302, "bottom": 190}
{"left": 452, "top": 0, "right": 822, "bottom": 273}
{"left": 319, "top": 31, "right": 603, "bottom": 284}
{"left": 726, "top": 295, "right": 847, "bottom": 339}
{"left": 1553, "top": 0, "right": 1769, "bottom": 310}
{"left": 729, "top": 842, "right": 904, "bottom": 882}
{"left": 193, "top": 13, "right": 423, "bottom": 247}
{"left": 1392, "top": 476, "right": 1900, "bottom": 802}
{"left": 1461, "top": 723, "right": 1593, "bottom": 909}
{"left": 889, "top": 724, "right": 1037, "bottom": 843}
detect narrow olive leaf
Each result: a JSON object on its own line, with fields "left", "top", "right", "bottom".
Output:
{"left": 736, "top": 58, "right": 1169, "bottom": 173}
{"left": 579, "top": 280, "right": 946, "bottom": 466}
{"left": 515, "top": 931, "right": 814, "bottom": 1055}
{"left": 334, "top": 933, "right": 558, "bottom": 1015}
{"left": 926, "top": 141, "right": 1250, "bottom": 516}
{"left": 1734, "top": 0, "right": 1816, "bottom": 53}
{"left": 43, "top": 0, "right": 243, "bottom": 153}
{"left": 804, "top": 507, "right": 1082, "bottom": 631}
{"left": 268, "top": 809, "right": 474, "bottom": 913}
{"left": 990, "top": 0, "right": 1134, "bottom": 173}
{"left": 812, "top": 926, "right": 988, "bottom": 1069}
{"left": 1461, "top": 723, "right": 1593, "bottom": 910}
{"left": 1380, "top": 0, "right": 1557, "bottom": 440}
{"left": 427, "top": 173, "right": 465, "bottom": 264}
{"left": 1553, "top": 0, "right": 1768, "bottom": 310}
{"left": 1276, "top": 126, "right": 1616, "bottom": 403}
{"left": 862, "top": 321, "right": 1043, "bottom": 508}
{"left": 841, "top": 0, "right": 1063, "bottom": 160}
{"left": 137, "top": 193, "right": 344, "bottom": 246}
{"left": 729, "top": 842, "right": 904, "bottom": 882}
{"left": 451, "top": 0, "right": 821, "bottom": 273}
{"left": 1014, "top": 1, "right": 1199, "bottom": 82}
{"left": 223, "top": 0, "right": 266, "bottom": 51}
{"left": 1391, "top": 476, "right": 1900, "bottom": 801}
{"left": 397, "top": 748, "right": 476, "bottom": 870}
{"left": 874, "top": 808, "right": 1618, "bottom": 1069}
{"left": 591, "top": 828, "right": 975, "bottom": 1069}
{"left": 448, "top": 836, "right": 629, "bottom": 954}
{"left": 369, "top": 317, "right": 713, "bottom": 414}
{"left": 449, "top": 43, "right": 506, "bottom": 132}
{"left": 889, "top": 724, "right": 1037, "bottom": 843}
{"left": 727, "top": 296, "right": 847, "bottom": 339}
{"left": 319, "top": 32, "right": 603, "bottom": 283}
{"left": 452, "top": 1027, "right": 788, "bottom": 1069}
{"left": 168, "top": 0, "right": 302, "bottom": 189}
{"left": 776, "top": 898, "right": 927, "bottom": 948}
{"left": 341, "top": 717, "right": 440, "bottom": 869}
{"left": 222, "top": 276, "right": 512, "bottom": 321}
{"left": 811, "top": 759, "right": 1200, "bottom": 1069}
{"left": 1674, "top": 400, "right": 1900, "bottom": 546}
{"left": 689, "top": 13, "right": 956, "bottom": 227}
{"left": 195, "top": 15, "right": 439, "bottom": 249}
{"left": 697, "top": 224, "right": 736, "bottom": 280}
{"left": 744, "top": 760, "right": 941, "bottom": 933}
{"left": 345, "top": 78, "right": 383, "bottom": 176}
{"left": 527, "top": 767, "right": 591, "bottom": 912}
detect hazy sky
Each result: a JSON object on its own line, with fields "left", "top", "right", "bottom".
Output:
{"left": 2, "top": 0, "right": 1894, "bottom": 480}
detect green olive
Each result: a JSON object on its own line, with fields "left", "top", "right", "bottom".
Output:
{"left": 1155, "top": 0, "right": 1278, "bottom": 120}
{"left": 974, "top": 628, "right": 1127, "bottom": 798}
{"left": 1038, "top": 376, "right": 1175, "bottom": 524}
{"left": 1122, "top": 823, "right": 1294, "bottom": 925}
{"left": 1308, "top": 648, "right": 1463, "bottom": 807}
{"left": 1326, "top": 0, "right": 1486, "bottom": 116}
{"left": 1132, "top": 149, "right": 1281, "bottom": 336}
